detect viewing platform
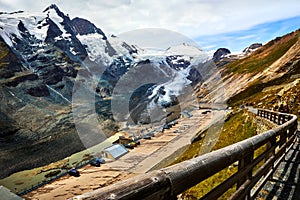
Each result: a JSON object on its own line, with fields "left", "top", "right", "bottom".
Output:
{"left": 71, "top": 109, "right": 299, "bottom": 200}
{"left": 256, "top": 123, "right": 299, "bottom": 199}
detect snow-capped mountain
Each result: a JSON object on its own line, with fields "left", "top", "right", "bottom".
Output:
{"left": 0, "top": 4, "right": 209, "bottom": 112}
{"left": 0, "top": 4, "right": 212, "bottom": 178}
{"left": 0, "top": 4, "right": 139, "bottom": 67}
{"left": 212, "top": 43, "right": 263, "bottom": 68}
{"left": 0, "top": 4, "right": 140, "bottom": 100}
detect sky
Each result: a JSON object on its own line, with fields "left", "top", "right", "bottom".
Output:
{"left": 1, "top": 0, "right": 300, "bottom": 52}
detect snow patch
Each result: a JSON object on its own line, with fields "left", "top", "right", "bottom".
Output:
{"left": 166, "top": 43, "right": 203, "bottom": 56}
{"left": 108, "top": 36, "right": 133, "bottom": 59}
{"left": 0, "top": 10, "right": 72, "bottom": 44}
{"left": 0, "top": 12, "right": 46, "bottom": 41}
{"left": 69, "top": 47, "right": 77, "bottom": 55}
{"left": 148, "top": 67, "right": 192, "bottom": 106}
{"left": 0, "top": 31, "right": 13, "bottom": 47}
{"left": 77, "top": 33, "right": 113, "bottom": 65}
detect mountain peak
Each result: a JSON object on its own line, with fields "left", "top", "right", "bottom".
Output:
{"left": 43, "top": 4, "right": 60, "bottom": 12}
{"left": 43, "top": 4, "right": 60, "bottom": 13}
{"left": 213, "top": 48, "right": 231, "bottom": 61}
{"left": 43, "top": 4, "right": 67, "bottom": 19}
{"left": 242, "top": 43, "right": 262, "bottom": 54}
{"left": 71, "top": 17, "right": 107, "bottom": 39}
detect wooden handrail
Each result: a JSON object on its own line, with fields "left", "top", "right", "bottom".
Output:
{"left": 71, "top": 109, "right": 298, "bottom": 200}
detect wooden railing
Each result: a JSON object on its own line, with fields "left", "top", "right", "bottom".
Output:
{"left": 71, "top": 109, "right": 298, "bottom": 200}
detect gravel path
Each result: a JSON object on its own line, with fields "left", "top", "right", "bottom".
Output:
{"left": 24, "top": 109, "right": 225, "bottom": 200}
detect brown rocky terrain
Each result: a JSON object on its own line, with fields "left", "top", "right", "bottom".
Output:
{"left": 196, "top": 29, "right": 300, "bottom": 118}
{"left": 0, "top": 38, "right": 88, "bottom": 178}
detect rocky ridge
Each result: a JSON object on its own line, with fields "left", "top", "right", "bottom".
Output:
{"left": 0, "top": 4, "right": 209, "bottom": 178}
{"left": 196, "top": 29, "right": 300, "bottom": 118}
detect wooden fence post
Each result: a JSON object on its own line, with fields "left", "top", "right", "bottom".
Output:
{"left": 237, "top": 151, "right": 253, "bottom": 199}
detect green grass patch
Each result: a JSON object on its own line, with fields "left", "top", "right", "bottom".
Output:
{"left": 253, "top": 144, "right": 268, "bottom": 174}
{"left": 182, "top": 167, "right": 237, "bottom": 200}
{"left": 228, "top": 57, "right": 300, "bottom": 119}
{"left": 225, "top": 35, "right": 298, "bottom": 74}
{"left": 212, "top": 110, "right": 257, "bottom": 151}
{"left": 170, "top": 110, "right": 258, "bottom": 199}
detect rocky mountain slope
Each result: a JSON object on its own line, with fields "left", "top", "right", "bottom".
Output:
{"left": 196, "top": 29, "right": 300, "bottom": 117}
{"left": 0, "top": 5, "right": 209, "bottom": 178}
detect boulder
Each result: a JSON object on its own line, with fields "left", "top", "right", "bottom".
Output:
{"left": 243, "top": 43, "right": 262, "bottom": 54}
{"left": 213, "top": 48, "right": 231, "bottom": 61}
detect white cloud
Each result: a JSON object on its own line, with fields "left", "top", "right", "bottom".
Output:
{"left": 236, "top": 34, "right": 257, "bottom": 40}
{"left": 118, "top": 28, "right": 198, "bottom": 50}
{"left": 1, "top": 0, "right": 300, "bottom": 41}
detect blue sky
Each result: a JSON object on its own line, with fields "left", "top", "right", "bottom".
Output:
{"left": 1, "top": 0, "right": 300, "bottom": 52}
{"left": 197, "top": 16, "right": 300, "bottom": 52}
